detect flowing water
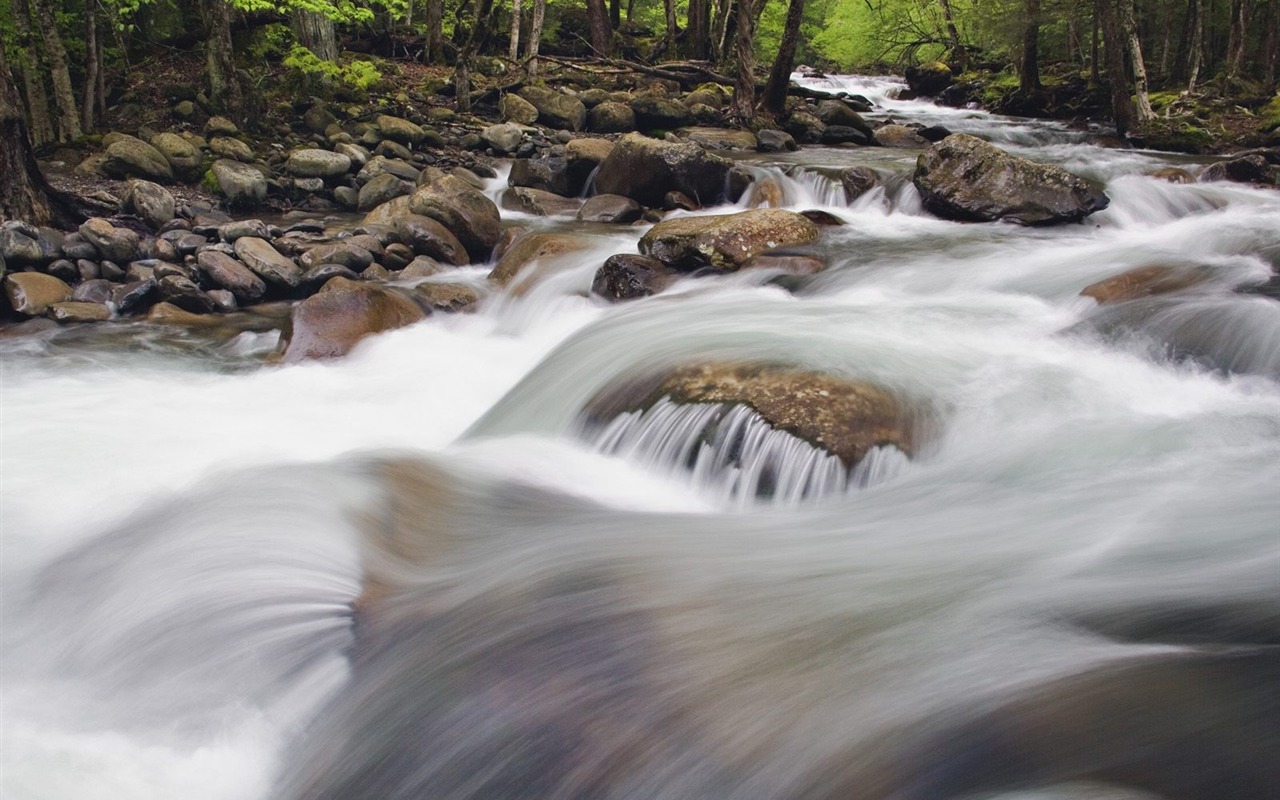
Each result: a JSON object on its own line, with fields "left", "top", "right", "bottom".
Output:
{"left": 3, "top": 75, "right": 1278, "bottom": 800}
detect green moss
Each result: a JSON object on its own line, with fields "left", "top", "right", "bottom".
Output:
{"left": 1135, "top": 118, "right": 1214, "bottom": 154}
{"left": 1261, "top": 94, "right": 1280, "bottom": 132}
{"left": 202, "top": 168, "right": 220, "bottom": 195}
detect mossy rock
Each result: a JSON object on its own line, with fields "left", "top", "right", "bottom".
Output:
{"left": 1133, "top": 118, "right": 1214, "bottom": 154}
{"left": 1260, "top": 94, "right": 1280, "bottom": 132}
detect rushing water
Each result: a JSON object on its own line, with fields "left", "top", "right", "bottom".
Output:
{"left": 2, "top": 75, "right": 1278, "bottom": 800}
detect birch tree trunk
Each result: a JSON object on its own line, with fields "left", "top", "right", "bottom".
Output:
{"left": 509, "top": 0, "right": 523, "bottom": 61}
{"left": 1186, "top": 0, "right": 1203, "bottom": 91}
{"left": 83, "top": 2, "right": 100, "bottom": 132}
{"left": 1118, "top": 0, "right": 1155, "bottom": 123}
{"left": 526, "top": 0, "right": 547, "bottom": 75}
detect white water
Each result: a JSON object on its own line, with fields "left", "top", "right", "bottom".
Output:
{"left": 3, "top": 76, "right": 1279, "bottom": 799}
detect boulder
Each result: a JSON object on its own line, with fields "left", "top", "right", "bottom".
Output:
{"left": 358, "top": 173, "right": 414, "bottom": 212}
{"left": 487, "top": 231, "right": 591, "bottom": 291}
{"left": 675, "top": 127, "right": 758, "bottom": 150}
{"left": 376, "top": 115, "right": 427, "bottom": 146}
{"left": 840, "top": 166, "right": 881, "bottom": 202}
{"left": 905, "top": 62, "right": 954, "bottom": 96}
{"left": 157, "top": 274, "right": 217, "bottom": 313}
{"left": 150, "top": 132, "right": 204, "bottom": 180}
{"left": 783, "top": 110, "right": 826, "bottom": 144}
{"left": 913, "top": 134, "right": 1110, "bottom": 225}
{"left": 1151, "top": 167, "right": 1195, "bottom": 184}
{"left": 502, "top": 187, "right": 581, "bottom": 216}
{"left": 518, "top": 86, "right": 587, "bottom": 131}
{"left": 299, "top": 242, "right": 375, "bottom": 272}
{"left": 629, "top": 95, "right": 693, "bottom": 130}
{"left": 814, "top": 100, "right": 873, "bottom": 137}
{"left": 482, "top": 123, "right": 524, "bottom": 155}
{"left": 741, "top": 247, "right": 828, "bottom": 275}
{"left": 146, "top": 301, "right": 219, "bottom": 325}
{"left": 205, "top": 115, "right": 239, "bottom": 137}
{"left": 195, "top": 250, "right": 268, "bottom": 302}
{"left": 104, "top": 136, "right": 174, "bottom": 183}
{"left": 1199, "top": 155, "right": 1276, "bottom": 185}
{"left": 411, "top": 282, "right": 481, "bottom": 313}
{"left": 757, "top": 130, "right": 798, "bottom": 153}
{"left": 499, "top": 93, "right": 539, "bottom": 125}
{"left": 0, "top": 227, "right": 45, "bottom": 266}
{"left": 285, "top": 148, "right": 353, "bottom": 179}
{"left": 591, "top": 254, "right": 674, "bottom": 301}
{"left": 821, "top": 125, "right": 873, "bottom": 146}
{"left": 577, "top": 194, "right": 643, "bottom": 223}
{"left": 112, "top": 278, "right": 157, "bottom": 314}
{"left": 210, "top": 160, "right": 268, "bottom": 208}
{"left": 565, "top": 138, "right": 615, "bottom": 185}
{"left": 394, "top": 215, "right": 470, "bottom": 266}
{"left": 587, "top": 102, "right": 636, "bottom": 133}
{"left": 509, "top": 156, "right": 574, "bottom": 196}
{"left": 358, "top": 155, "right": 421, "bottom": 185}
{"left": 233, "top": 237, "right": 303, "bottom": 288}
{"left": 72, "top": 279, "right": 114, "bottom": 304}
{"left": 638, "top": 209, "right": 820, "bottom": 271}
{"left": 218, "top": 219, "right": 271, "bottom": 243}
{"left": 79, "top": 218, "right": 141, "bottom": 264}
{"left": 123, "top": 180, "right": 176, "bottom": 230}
{"left": 408, "top": 175, "right": 502, "bottom": 261}
{"left": 586, "top": 362, "right": 921, "bottom": 467}
{"left": 4, "top": 272, "right": 71, "bottom": 316}
{"left": 399, "top": 256, "right": 445, "bottom": 280}
{"left": 593, "top": 133, "right": 732, "bottom": 208}
{"left": 873, "top": 124, "right": 929, "bottom": 148}
{"left": 1080, "top": 265, "right": 1211, "bottom": 304}
{"left": 281, "top": 276, "right": 425, "bottom": 362}
{"left": 363, "top": 195, "right": 413, "bottom": 227}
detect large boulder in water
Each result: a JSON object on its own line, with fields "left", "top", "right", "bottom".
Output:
{"left": 487, "top": 231, "right": 592, "bottom": 293}
{"left": 409, "top": 175, "right": 501, "bottom": 262}
{"left": 913, "top": 134, "right": 1109, "bottom": 225}
{"left": 905, "top": 62, "right": 953, "bottom": 96}
{"left": 586, "top": 362, "right": 922, "bottom": 467}
{"left": 638, "top": 209, "right": 819, "bottom": 271}
{"left": 593, "top": 133, "right": 732, "bottom": 208}
{"left": 281, "top": 277, "right": 426, "bottom": 362}
{"left": 1080, "top": 265, "right": 1211, "bottom": 305}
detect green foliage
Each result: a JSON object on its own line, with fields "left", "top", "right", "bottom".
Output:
{"left": 245, "top": 22, "right": 295, "bottom": 61}
{"left": 283, "top": 44, "right": 383, "bottom": 90}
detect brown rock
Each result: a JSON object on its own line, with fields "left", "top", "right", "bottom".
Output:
{"left": 4, "top": 272, "right": 72, "bottom": 316}
{"left": 412, "top": 282, "right": 482, "bottom": 313}
{"left": 638, "top": 209, "right": 820, "bottom": 272}
{"left": 281, "top": 277, "right": 426, "bottom": 362}
{"left": 1081, "top": 265, "right": 1211, "bottom": 304}
{"left": 409, "top": 175, "right": 502, "bottom": 262}
{"left": 487, "top": 232, "right": 592, "bottom": 292}
{"left": 47, "top": 301, "right": 111, "bottom": 323}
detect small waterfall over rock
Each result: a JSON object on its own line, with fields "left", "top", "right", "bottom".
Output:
{"left": 585, "top": 396, "right": 909, "bottom": 507}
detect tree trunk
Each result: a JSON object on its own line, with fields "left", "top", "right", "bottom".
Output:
{"left": 0, "top": 43, "right": 59, "bottom": 225}
{"left": 292, "top": 9, "right": 339, "bottom": 62}
{"left": 663, "top": 0, "right": 679, "bottom": 50}
{"left": 526, "top": 0, "right": 547, "bottom": 75}
{"left": 712, "top": 0, "right": 734, "bottom": 65}
{"left": 12, "top": 0, "right": 55, "bottom": 148}
{"left": 731, "top": 0, "right": 757, "bottom": 124}
{"left": 510, "top": 0, "right": 523, "bottom": 61}
{"left": 1091, "top": 1, "right": 1101, "bottom": 81}
{"left": 609, "top": 0, "right": 621, "bottom": 27}
{"left": 1020, "top": 0, "right": 1042, "bottom": 93}
{"left": 1186, "top": 0, "right": 1204, "bottom": 90}
{"left": 454, "top": 0, "right": 479, "bottom": 111}
{"left": 761, "top": 0, "right": 804, "bottom": 116}
{"left": 82, "top": 3, "right": 100, "bottom": 132}
{"left": 1099, "top": 0, "right": 1136, "bottom": 135}
{"left": 31, "top": 0, "right": 81, "bottom": 142}
{"left": 688, "top": 0, "right": 711, "bottom": 60}
{"left": 202, "top": 0, "right": 242, "bottom": 120}
{"left": 1263, "top": 0, "right": 1278, "bottom": 90}
{"left": 586, "top": 0, "right": 612, "bottom": 55}
{"left": 937, "top": 0, "right": 966, "bottom": 67}
{"left": 425, "top": 0, "right": 445, "bottom": 63}
{"left": 1225, "top": 0, "right": 1249, "bottom": 80}
{"left": 1118, "top": 0, "right": 1154, "bottom": 123}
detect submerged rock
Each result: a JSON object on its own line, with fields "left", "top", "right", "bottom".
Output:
{"left": 913, "top": 134, "right": 1109, "bottom": 225}
{"left": 591, "top": 254, "right": 675, "bottom": 301}
{"left": 1080, "top": 265, "right": 1211, "bottom": 304}
{"left": 487, "top": 232, "right": 592, "bottom": 292}
{"left": 638, "top": 209, "right": 820, "bottom": 271}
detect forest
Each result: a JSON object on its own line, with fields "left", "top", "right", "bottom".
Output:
{"left": 1, "top": 0, "right": 1277, "bottom": 226}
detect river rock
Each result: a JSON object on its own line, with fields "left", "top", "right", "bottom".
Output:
{"left": 358, "top": 156, "right": 421, "bottom": 185}
{"left": 146, "top": 301, "right": 220, "bottom": 325}
{"left": 394, "top": 215, "right": 470, "bottom": 266}
{"left": 123, "top": 180, "right": 176, "bottom": 230}
{"left": 873, "top": 124, "right": 929, "bottom": 148}
{"left": 509, "top": 156, "right": 574, "bottom": 196}
{"left": 587, "top": 362, "right": 920, "bottom": 467}
{"left": 218, "top": 219, "right": 271, "bottom": 243}
{"left": 0, "top": 227, "right": 44, "bottom": 265}
{"left": 675, "top": 127, "right": 758, "bottom": 150}
{"left": 157, "top": 274, "right": 217, "bottom": 313}
{"left": 210, "top": 160, "right": 268, "bottom": 208}
{"left": 502, "top": 187, "right": 581, "bottom": 216}
{"left": 233, "top": 237, "right": 303, "bottom": 288}
{"left": 638, "top": 209, "right": 820, "bottom": 271}
{"left": 1199, "top": 155, "right": 1276, "bottom": 186}
{"left": 399, "top": 256, "right": 445, "bottom": 280}
{"left": 72, "top": 279, "right": 114, "bottom": 304}
{"left": 577, "top": 194, "right": 643, "bottom": 223}
{"left": 757, "top": 130, "right": 798, "bottom": 152}
{"left": 913, "top": 134, "right": 1110, "bottom": 225}
{"left": 281, "top": 276, "right": 425, "bottom": 362}
{"left": 408, "top": 175, "right": 502, "bottom": 262}
{"left": 4, "top": 272, "right": 71, "bottom": 316}
{"left": 814, "top": 100, "right": 874, "bottom": 137}
{"left": 840, "top": 166, "right": 881, "bottom": 201}
{"left": 112, "top": 278, "right": 157, "bottom": 314}
{"left": 1080, "top": 265, "right": 1211, "bottom": 304}
{"left": 905, "top": 62, "right": 953, "bottom": 96}
{"left": 565, "top": 138, "right": 614, "bottom": 184}
{"left": 358, "top": 173, "right": 414, "bottom": 212}
{"left": 209, "top": 135, "right": 254, "bottom": 163}
{"left": 1151, "top": 167, "right": 1195, "bottom": 184}
{"left": 591, "top": 254, "right": 674, "bottom": 301}
{"left": 104, "top": 135, "right": 174, "bottom": 183}
{"left": 411, "top": 282, "right": 481, "bottom": 313}
{"left": 150, "top": 132, "right": 204, "bottom": 180}
{"left": 286, "top": 149, "right": 352, "bottom": 180}
{"left": 594, "top": 133, "right": 732, "bottom": 208}
{"left": 487, "top": 231, "right": 591, "bottom": 291}
{"left": 195, "top": 250, "right": 267, "bottom": 302}
{"left": 79, "top": 218, "right": 141, "bottom": 263}
{"left": 587, "top": 102, "right": 636, "bottom": 133}
{"left": 482, "top": 123, "right": 524, "bottom": 155}
{"left": 499, "top": 93, "right": 539, "bottom": 125}
{"left": 518, "top": 86, "right": 587, "bottom": 131}
{"left": 299, "top": 242, "right": 375, "bottom": 272}
{"left": 783, "top": 110, "right": 826, "bottom": 143}
{"left": 630, "top": 95, "right": 692, "bottom": 130}
{"left": 205, "top": 115, "right": 239, "bottom": 137}
{"left": 376, "top": 115, "right": 426, "bottom": 146}
{"left": 821, "top": 125, "right": 873, "bottom": 146}
{"left": 47, "top": 301, "right": 111, "bottom": 323}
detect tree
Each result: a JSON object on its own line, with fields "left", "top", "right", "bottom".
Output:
{"left": 30, "top": 0, "right": 81, "bottom": 141}
{"left": 731, "top": 0, "right": 761, "bottom": 123}
{"left": 1020, "top": 0, "right": 1042, "bottom": 94}
{"left": 202, "top": 0, "right": 242, "bottom": 118}
{"left": 761, "top": 0, "right": 805, "bottom": 116}
{"left": 526, "top": 0, "right": 547, "bottom": 74}
{"left": 293, "top": 10, "right": 340, "bottom": 62}
{"left": 509, "top": 0, "right": 523, "bottom": 60}
{"left": 586, "top": 0, "right": 612, "bottom": 55}
{"left": 0, "top": 42, "right": 66, "bottom": 225}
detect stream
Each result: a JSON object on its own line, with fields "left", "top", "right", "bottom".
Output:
{"left": 2, "top": 74, "right": 1278, "bottom": 800}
